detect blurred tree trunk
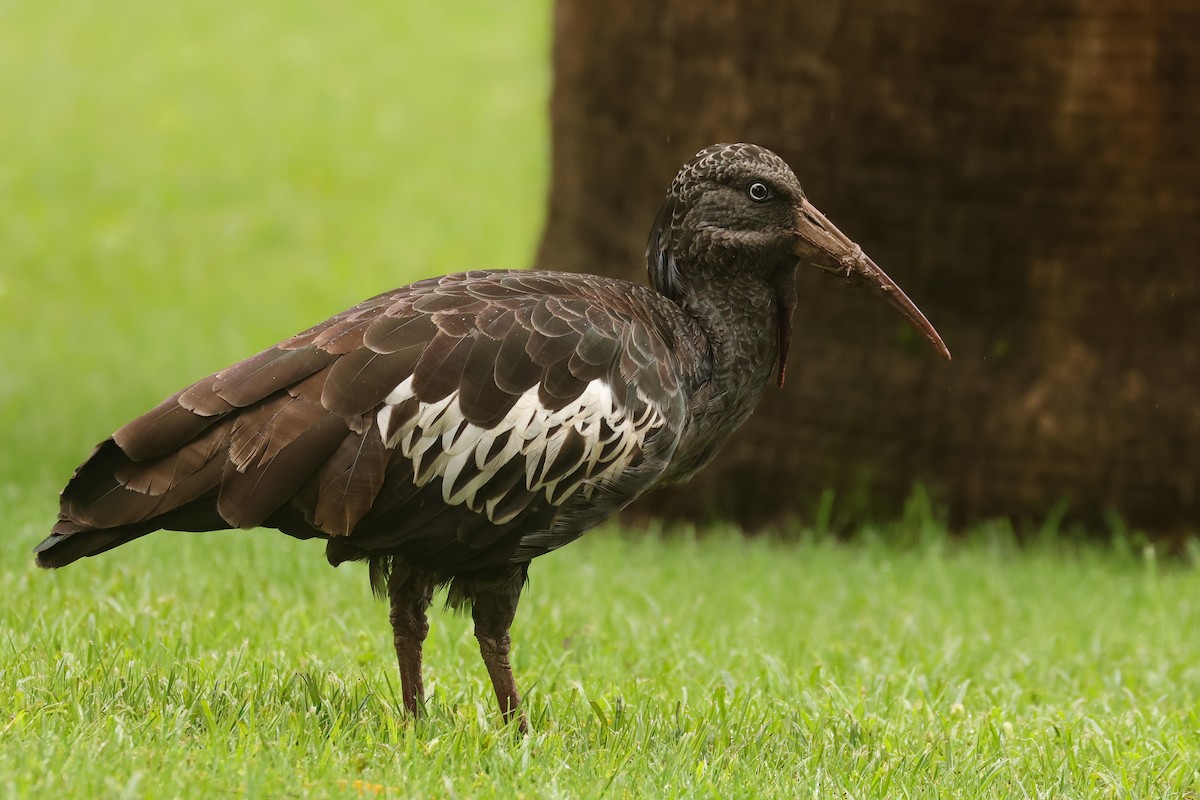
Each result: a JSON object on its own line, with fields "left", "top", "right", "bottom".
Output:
{"left": 536, "top": 0, "right": 1200, "bottom": 532}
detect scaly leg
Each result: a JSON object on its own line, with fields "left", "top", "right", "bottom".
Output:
{"left": 470, "top": 569, "right": 528, "bottom": 733}
{"left": 388, "top": 567, "right": 435, "bottom": 717}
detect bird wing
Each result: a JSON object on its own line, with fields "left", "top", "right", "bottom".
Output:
{"left": 46, "top": 270, "right": 689, "bottom": 569}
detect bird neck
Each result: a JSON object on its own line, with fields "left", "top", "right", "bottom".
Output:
{"left": 647, "top": 210, "right": 798, "bottom": 388}
{"left": 650, "top": 266, "right": 795, "bottom": 485}
{"left": 680, "top": 266, "right": 797, "bottom": 392}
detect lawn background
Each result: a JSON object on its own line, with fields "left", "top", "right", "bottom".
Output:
{"left": 2, "top": 2, "right": 1199, "bottom": 798}
{"left": 0, "top": 1, "right": 550, "bottom": 489}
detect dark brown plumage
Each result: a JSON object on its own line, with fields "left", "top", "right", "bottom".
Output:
{"left": 35, "top": 143, "right": 949, "bottom": 730}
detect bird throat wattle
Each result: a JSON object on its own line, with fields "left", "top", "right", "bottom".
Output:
{"left": 775, "top": 278, "right": 798, "bottom": 387}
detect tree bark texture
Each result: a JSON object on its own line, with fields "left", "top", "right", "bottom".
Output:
{"left": 535, "top": 0, "right": 1200, "bottom": 531}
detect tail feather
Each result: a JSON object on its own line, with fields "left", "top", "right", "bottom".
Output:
{"left": 35, "top": 494, "right": 231, "bottom": 568}
{"left": 38, "top": 415, "right": 234, "bottom": 568}
{"left": 37, "top": 336, "right": 389, "bottom": 570}
{"left": 63, "top": 428, "right": 230, "bottom": 530}
{"left": 34, "top": 520, "right": 158, "bottom": 568}
{"left": 37, "top": 343, "right": 334, "bottom": 568}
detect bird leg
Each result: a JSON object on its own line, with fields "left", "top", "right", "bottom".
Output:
{"left": 471, "top": 571, "right": 528, "bottom": 733}
{"left": 387, "top": 567, "right": 435, "bottom": 718}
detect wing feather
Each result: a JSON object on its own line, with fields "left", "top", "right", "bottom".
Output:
{"left": 308, "top": 425, "right": 389, "bottom": 537}
{"left": 212, "top": 346, "right": 334, "bottom": 407}
{"left": 42, "top": 270, "right": 696, "bottom": 574}
{"left": 113, "top": 389, "right": 222, "bottom": 461}
{"left": 218, "top": 392, "right": 348, "bottom": 528}
{"left": 411, "top": 333, "right": 473, "bottom": 402}
{"left": 457, "top": 336, "right": 518, "bottom": 427}
{"left": 494, "top": 323, "right": 542, "bottom": 393}
{"left": 322, "top": 344, "right": 424, "bottom": 418}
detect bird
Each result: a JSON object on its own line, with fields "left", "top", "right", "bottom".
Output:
{"left": 35, "top": 143, "right": 950, "bottom": 731}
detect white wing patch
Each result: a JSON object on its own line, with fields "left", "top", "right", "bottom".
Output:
{"left": 375, "top": 377, "right": 664, "bottom": 523}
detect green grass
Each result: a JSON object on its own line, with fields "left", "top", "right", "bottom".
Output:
{"left": 4, "top": 511, "right": 1200, "bottom": 798}
{"left": 4, "top": 2, "right": 1200, "bottom": 798}
{"left": 0, "top": 0, "right": 551, "bottom": 489}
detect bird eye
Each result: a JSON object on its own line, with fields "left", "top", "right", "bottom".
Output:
{"left": 748, "top": 181, "right": 771, "bottom": 202}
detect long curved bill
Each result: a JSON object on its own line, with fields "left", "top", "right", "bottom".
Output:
{"left": 793, "top": 197, "right": 951, "bottom": 361}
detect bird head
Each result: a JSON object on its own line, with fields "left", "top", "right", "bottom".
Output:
{"left": 647, "top": 143, "right": 951, "bottom": 377}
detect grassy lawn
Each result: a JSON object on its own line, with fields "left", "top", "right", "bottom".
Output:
{"left": 4, "top": 513, "right": 1199, "bottom": 797}
{"left": 0, "top": 0, "right": 552, "bottom": 489}
{"left": 3, "top": 2, "right": 1199, "bottom": 798}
